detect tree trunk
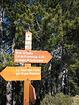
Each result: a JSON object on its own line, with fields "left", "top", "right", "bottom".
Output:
{"left": 6, "top": 82, "right": 12, "bottom": 105}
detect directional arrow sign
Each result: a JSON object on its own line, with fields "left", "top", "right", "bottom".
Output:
{"left": 14, "top": 49, "right": 52, "bottom": 63}
{"left": 0, "top": 66, "right": 41, "bottom": 81}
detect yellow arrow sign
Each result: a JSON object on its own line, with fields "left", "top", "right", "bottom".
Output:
{"left": 0, "top": 66, "right": 41, "bottom": 81}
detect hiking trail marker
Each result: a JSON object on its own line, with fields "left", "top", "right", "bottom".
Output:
{"left": 0, "top": 66, "right": 41, "bottom": 81}
{"left": 14, "top": 49, "right": 52, "bottom": 63}
{"left": 0, "top": 31, "right": 53, "bottom": 105}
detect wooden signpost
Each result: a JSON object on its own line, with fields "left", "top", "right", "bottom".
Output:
{"left": 0, "top": 31, "right": 53, "bottom": 105}
{"left": 24, "top": 31, "right": 32, "bottom": 105}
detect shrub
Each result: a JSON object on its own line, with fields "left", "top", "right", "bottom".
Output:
{"left": 40, "top": 93, "right": 73, "bottom": 105}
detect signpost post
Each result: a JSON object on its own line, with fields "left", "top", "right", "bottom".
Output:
{"left": 24, "top": 31, "right": 32, "bottom": 105}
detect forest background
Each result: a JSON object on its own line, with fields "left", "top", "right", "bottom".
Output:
{"left": 0, "top": 0, "right": 79, "bottom": 105}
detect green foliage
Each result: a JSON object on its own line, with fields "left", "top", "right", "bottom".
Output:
{"left": 40, "top": 93, "right": 73, "bottom": 105}
{"left": 0, "top": 53, "right": 13, "bottom": 72}
{"left": 72, "top": 95, "right": 79, "bottom": 105}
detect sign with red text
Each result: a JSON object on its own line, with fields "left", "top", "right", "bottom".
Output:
{"left": 14, "top": 49, "right": 52, "bottom": 63}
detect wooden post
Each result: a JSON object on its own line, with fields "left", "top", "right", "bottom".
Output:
{"left": 24, "top": 31, "right": 32, "bottom": 105}
{"left": 24, "top": 80, "right": 30, "bottom": 105}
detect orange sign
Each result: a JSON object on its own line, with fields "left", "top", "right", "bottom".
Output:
{"left": 14, "top": 49, "right": 52, "bottom": 63}
{"left": 0, "top": 66, "right": 41, "bottom": 81}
